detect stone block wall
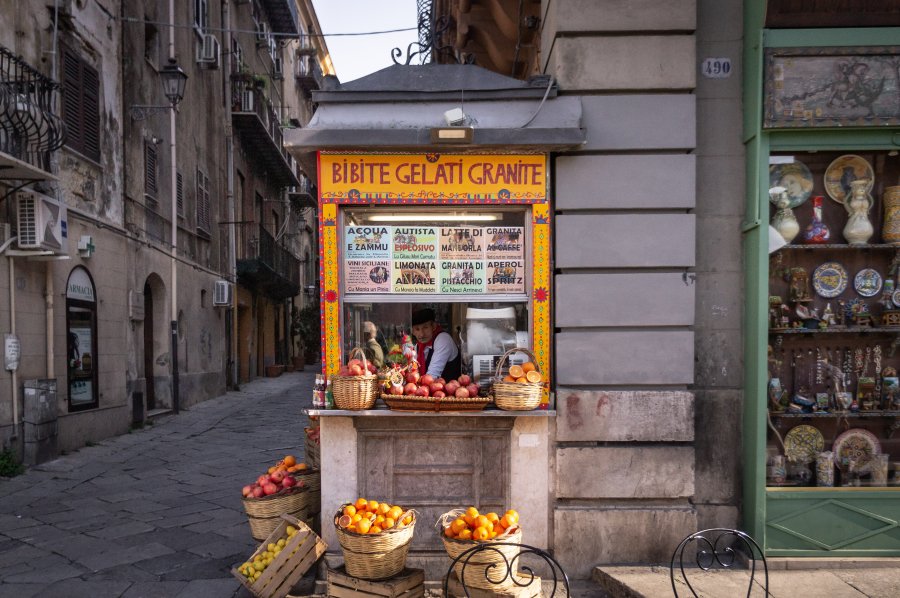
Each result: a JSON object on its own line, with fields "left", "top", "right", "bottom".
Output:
{"left": 542, "top": 0, "right": 701, "bottom": 578}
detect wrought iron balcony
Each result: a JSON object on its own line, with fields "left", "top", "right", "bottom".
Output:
{"left": 236, "top": 222, "right": 301, "bottom": 299}
{"left": 288, "top": 172, "right": 316, "bottom": 209}
{"left": 295, "top": 55, "right": 322, "bottom": 91}
{"left": 258, "top": 0, "right": 300, "bottom": 35}
{"left": 230, "top": 77, "right": 300, "bottom": 188}
{"left": 0, "top": 46, "right": 66, "bottom": 179}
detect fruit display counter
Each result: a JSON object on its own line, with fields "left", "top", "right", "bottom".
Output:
{"left": 305, "top": 408, "right": 554, "bottom": 580}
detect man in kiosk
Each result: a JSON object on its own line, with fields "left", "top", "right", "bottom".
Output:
{"left": 410, "top": 308, "right": 461, "bottom": 380}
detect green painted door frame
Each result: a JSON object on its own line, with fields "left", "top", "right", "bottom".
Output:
{"left": 741, "top": 2, "right": 900, "bottom": 555}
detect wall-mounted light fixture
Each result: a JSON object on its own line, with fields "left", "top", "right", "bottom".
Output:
{"left": 129, "top": 58, "right": 188, "bottom": 120}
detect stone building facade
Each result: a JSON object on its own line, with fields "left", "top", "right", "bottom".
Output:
{"left": 1, "top": 0, "right": 329, "bottom": 458}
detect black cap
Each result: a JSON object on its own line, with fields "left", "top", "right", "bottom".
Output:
{"left": 411, "top": 308, "right": 435, "bottom": 326}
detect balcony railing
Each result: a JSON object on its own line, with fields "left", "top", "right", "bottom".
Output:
{"left": 0, "top": 46, "right": 66, "bottom": 178}
{"left": 236, "top": 222, "right": 300, "bottom": 299}
{"left": 230, "top": 77, "right": 299, "bottom": 188}
{"left": 258, "top": 0, "right": 300, "bottom": 35}
{"left": 295, "top": 55, "right": 323, "bottom": 91}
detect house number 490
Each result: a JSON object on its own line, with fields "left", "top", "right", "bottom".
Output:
{"left": 701, "top": 58, "right": 732, "bottom": 78}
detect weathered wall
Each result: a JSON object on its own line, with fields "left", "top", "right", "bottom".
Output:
{"left": 543, "top": 0, "right": 699, "bottom": 578}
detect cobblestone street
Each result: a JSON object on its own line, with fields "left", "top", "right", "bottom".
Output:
{"left": 0, "top": 371, "right": 314, "bottom": 598}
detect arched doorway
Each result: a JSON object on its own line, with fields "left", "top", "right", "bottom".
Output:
{"left": 143, "top": 274, "right": 166, "bottom": 411}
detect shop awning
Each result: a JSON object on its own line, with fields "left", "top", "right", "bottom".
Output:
{"left": 285, "top": 64, "right": 585, "bottom": 173}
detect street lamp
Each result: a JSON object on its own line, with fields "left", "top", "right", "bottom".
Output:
{"left": 129, "top": 59, "right": 188, "bottom": 120}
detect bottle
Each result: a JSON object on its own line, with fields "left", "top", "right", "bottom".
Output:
{"left": 312, "top": 375, "right": 324, "bottom": 408}
{"left": 324, "top": 379, "right": 334, "bottom": 409}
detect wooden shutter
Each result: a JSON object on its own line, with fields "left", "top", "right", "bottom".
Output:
{"left": 144, "top": 142, "right": 158, "bottom": 198}
{"left": 60, "top": 45, "right": 100, "bottom": 162}
{"left": 196, "top": 169, "right": 210, "bottom": 232}
{"left": 177, "top": 171, "right": 184, "bottom": 216}
{"left": 61, "top": 46, "right": 83, "bottom": 155}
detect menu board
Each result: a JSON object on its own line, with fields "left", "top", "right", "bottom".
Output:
{"left": 344, "top": 225, "right": 524, "bottom": 295}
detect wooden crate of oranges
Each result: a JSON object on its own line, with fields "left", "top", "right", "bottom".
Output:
{"left": 439, "top": 506, "right": 523, "bottom": 591}
{"left": 232, "top": 514, "right": 327, "bottom": 598}
{"left": 334, "top": 498, "right": 416, "bottom": 580}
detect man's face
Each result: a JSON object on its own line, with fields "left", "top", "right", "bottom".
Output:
{"left": 411, "top": 321, "right": 435, "bottom": 343}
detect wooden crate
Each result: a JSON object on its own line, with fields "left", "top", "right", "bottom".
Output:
{"left": 327, "top": 565, "right": 424, "bottom": 598}
{"left": 231, "top": 514, "right": 328, "bottom": 598}
{"left": 447, "top": 571, "right": 542, "bottom": 598}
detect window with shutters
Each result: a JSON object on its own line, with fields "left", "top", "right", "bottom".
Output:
{"left": 194, "top": 0, "right": 209, "bottom": 35}
{"left": 196, "top": 168, "right": 210, "bottom": 234}
{"left": 60, "top": 45, "right": 100, "bottom": 163}
{"left": 176, "top": 171, "right": 184, "bottom": 217}
{"left": 144, "top": 141, "right": 158, "bottom": 201}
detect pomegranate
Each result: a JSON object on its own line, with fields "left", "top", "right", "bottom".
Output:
{"left": 257, "top": 474, "right": 269, "bottom": 487}
{"left": 269, "top": 470, "right": 285, "bottom": 484}
{"left": 436, "top": 377, "right": 446, "bottom": 385}
{"left": 444, "top": 380, "right": 460, "bottom": 395}
{"left": 348, "top": 359, "right": 362, "bottom": 368}
{"left": 404, "top": 382, "right": 418, "bottom": 395}
{"left": 455, "top": 387, "right": 470, "bottom": 398}
{"left": 415, "top": 385, "right": 430, "bottom": 397}
{"left": 406, "top": 371, "right": 420, "bottom": 384}
{"left": 457, "top": 374, "right": 472, "bottom": 386}
{"left": 242, "top": 485, "right": 253, "bottom": 498}
{"left": 348, "top": 364, "right": 364, "bottom": 376}
{"left": 367, "top": 363, "right": 377, "bottom": 374}
{"left": 282, "top": 476, "right": 296, "bottom": 488}
{"left": 339, "top": 366, "right": 351, "bottom": 376}
{"left": 420, "top": 374, "right": 435, "bottom": 386}
{"left": 429, "top": 382, "right": 444, "bottom": 394}
{"left": 391, "top": 384, "right": 405, "bottom": 395}
{"left": 432, "top": 390, "right": 446, "bottom": 398}
{"left": 252, "top": 486, "right": 265, "bottom": 498}
{"left": 262, "top": 482, "right": 278, "bottom": 495}
{"left": 466, "top": 384, "right": 479, "bottom": 397}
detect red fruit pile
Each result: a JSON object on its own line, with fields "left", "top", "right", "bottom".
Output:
{"left": 241, "top": 456, "right": 306, "bottom": 499}
{"left": 338, "top": 358, "right": 377, "bottom": 377}
{"left": 388, "top": 372, "right": 480, "bottom": 398}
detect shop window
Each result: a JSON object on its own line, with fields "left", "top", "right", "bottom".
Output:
{"left": 340, "top": 208, "right": 531, "bottom": 385}
{"left": 60, "top": 44, "right": 100, "bottom": 162}
{"left": 66, "top": 267, "right": 98, "bottom": 411}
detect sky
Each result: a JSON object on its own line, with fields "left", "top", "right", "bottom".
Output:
{"left": 311, "top": 0, "right": 421, "bottom": 84}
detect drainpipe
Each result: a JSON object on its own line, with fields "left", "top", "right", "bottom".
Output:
{"left": 224, "top": 0, "right": 238, "bottom": 387}
{"left": 167, "top": 0, "right": 180, "bottom": 413}
{"left": 45, "top": 265, "right": 53, "bottom": 378}
{"left": 8, "top": 256, "right": 17, "bottom": 438}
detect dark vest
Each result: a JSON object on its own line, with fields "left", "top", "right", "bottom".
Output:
{"left": 424, "top": 331, "right": 462, "bottom": 380}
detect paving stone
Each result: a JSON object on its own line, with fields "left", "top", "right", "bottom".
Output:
{"left": 0, "top": 515, "right": 41, "bottom": 532}
{"left": 113, "top": 499, "right": 171, "bottom": 514}
{"left": 187, "top": 537, "right": 252, "bottom": 559}
{"left": 38, "top": 506, "right": 110, "bottom": 524}
{"left": 0, "top": 583, "right": 43, "bottom": 598}
{"left": 127, "top": 528, "right": 218, "bottom": 552}
{"left": 154, "top": 511, "right": 212, "bottom": 529}
{"left": 96, "top": 490, "right": 152, "bottom": 504}
{"left": 159, "top": 555, "right": 236, "bottom": 581}
{"left": 133, "top": 551, "right": 209, "bottom": 576}
{"left": 0, "top": 542, "right": 50, "bottom": 569}
{"left": 174, "top": 578, "right": 241, "bottom": 597}
{"left": 85, "top": 563, "right": 160, "bottom": 582}
{"left": 76, "top": 542, "right": 175, "bottom": 572}
{"left": 3, "top": 562, "right": 85, "bottom": 584}
{"left": 86, "top": 520, "right": 156, "bottom": 540}
{"left": 38, "top": 579, "right": 132, "bottom": 598}
{"left": 48, "top": 534, "right": 119, "bottom": 560}
{"left": 121, "top": 580, "right": 189, "bottom": 597}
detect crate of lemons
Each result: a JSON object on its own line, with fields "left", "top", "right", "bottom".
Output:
{"left": 236, "top": 523, "right": 302, "bottom": 583}
{"left": 333, "top": 498, "right": 416, "bottom": 580}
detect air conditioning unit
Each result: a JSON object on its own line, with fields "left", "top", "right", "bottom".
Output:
{"left": 196, "top": 33, "right": 220, "bottom": 68}
{"left": 16, "top": 190, "right": 68, "bottom": 253}
{"left": 241, "top": 88, "right": 254, "bottom": 112}
{"left": 213, "top": 280, "right": 233, "bottom": 306}
{"left": 272, "top": 57, "right": 283, "bottom": 80}
{"left": 255, "top": 22, "right": 268, "bottom": 45}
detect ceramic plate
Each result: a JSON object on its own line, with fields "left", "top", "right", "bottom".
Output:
{"left": 833, "top": 428, "right": 881, "bottom": 471}
{"left": 854, "top": 268, "right": 883, "bottom": 297}
{"left": 784, "top": 424, "right": 825, "bottom": 465}
{"left": 769, "top": 160, "right": 814, "bottom": 209}
{"left": 824, "top": 155, "right": 874, "bottom": 204}
{"left": 813, "top": 262, "right": 848, "bottom": 298}
{"left": 893, "top": 288, "right": 900, "bottom": 308}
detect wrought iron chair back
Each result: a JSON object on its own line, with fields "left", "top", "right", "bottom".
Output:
{"left": 442, "top": 542, "right": 569, "bottom": 598}
{"left": 669, "top": 528, "right": 768, "bottom": 597}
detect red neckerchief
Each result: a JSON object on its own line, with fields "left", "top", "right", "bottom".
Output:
{"left": 416, "top": 324, "right": 443, "bottom": 369}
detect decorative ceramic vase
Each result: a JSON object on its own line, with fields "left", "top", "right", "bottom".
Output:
{"left": 843, "top": 179, "right": 874, "bottom": 245}
{"left": 771, "top": 199, "right": 800, "bottom": 243}
{"left": 802, "top": 196, "right": 831, "bottom": 244}
{"left": 882, "top": 186, "right": 900, "bottom": 245}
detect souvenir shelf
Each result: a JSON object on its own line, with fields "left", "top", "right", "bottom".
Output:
{"left": 767, "top": 150, "right": 900, "bottom": 490}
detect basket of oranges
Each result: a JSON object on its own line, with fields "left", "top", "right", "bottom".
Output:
{"left": 438, "top": 507, "right": 522, "bottom": 590}
{"left": 491, "top": 348, "right": 544, "bottom": 411}
{"left": 334, "top": 498, "right": 416, "bottom": 580}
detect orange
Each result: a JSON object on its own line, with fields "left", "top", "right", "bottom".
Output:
{"left": 516, "top": 377, "right": 528, "bottom": 383}
{"left": 296, "top": 463, "right": 308, "bottom": 470}
{"left": 267, "top": 466, "right": 277, "bottom": 474}
{"left": 356, "top": 518, "right": 372, "bottom": 534}
{"left": 472, "top": 526, "right": 490, "bottom": 541}
{"left": 490, "top": 531, "right": 498, "bottom": 539}
{"left": 283, "top": 455, "right": 296, "bottom": 467}
{"left": 525, "top": 370, "right": 542, "bottom": 383}
{"left": 503, "top": 375, "right": 516, "bottom": 383}
{"left": 500, "top": 514, "right": 515, "bottom": 529}
{"left": 464, "top": 507, "right": 479, "bottom": 527}
{"left": 401, "top": 516, "right": 413, "bottom": 526}
{"left": 371, "top": 525, "right": 382, "bottom": 534}
{"left": 355, "top": 498, "right": 368, "bottom": 511}
{"left": 383, "top": 517, "right": 395, "bottom": 529}
{"left": 505, "top": 510, "right": 519, "bottom": 525}
{"left": 485, "top": 512, "right": 500, "bottom": 524}
{"left": 451, "top": 518, "right": 468, "bottom": 535}
{"left": 475, "top": 515, "right": 492, "bottom": 531}
{"left": 375, "top": 515, "right": 385, "bottom": 525}
{"left": 458, "top": 528, "right": 472, "bottom": 540}
{"left": 346, "top": 524, "right": 357, "bottom": 533}
{"left": 521, "top": 362, "right": 536, "bottom": 373}
{"left": 367, "top": 500, "right": 380, "bottom": 513}
{"left": 445, "top": 525, "right": 456, "bottom": 538}
{"left": 508, "top": 365, "right": 524, "bottom": 378}
{"left": 343, "top": 505, "right": 357, "bottom": 518}
{"left": 388, "top": 506, "right": 403, "bottom": 520}
{"left": 338, "top": 515, "right": 352, "bottom": 528}
{"left": 352, "top": 514, "right": 363, "bottom": 524}
{"left": 378, "top": 503, "right": 391, "bottom": 516}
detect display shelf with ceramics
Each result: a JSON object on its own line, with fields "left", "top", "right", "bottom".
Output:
{"left": 768, "top": 150, "right": 900, "bottom": 490}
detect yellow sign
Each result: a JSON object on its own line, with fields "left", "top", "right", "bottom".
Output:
{"left": 319, "top": 154, "right": 546, "bottom": 202}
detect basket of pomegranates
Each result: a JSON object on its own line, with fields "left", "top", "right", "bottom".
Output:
{"left": 381, "top": 367, "right": 492, "bottom": 412}
{"left": 332, "top": 348, "right": 379, "bottom": 410}
{"left": 241, "top": 455, "right": 319, "bottom": 541}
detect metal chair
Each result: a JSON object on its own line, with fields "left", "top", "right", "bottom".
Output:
{"left": 670, "top": 528, "right": 768, "bottom": 597}
{"left": 443, "top": 542, "right": 570, "bottom": 598}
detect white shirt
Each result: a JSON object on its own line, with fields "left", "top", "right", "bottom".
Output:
{"left": 424, "top": 331, "right": 459, "bottom": 378}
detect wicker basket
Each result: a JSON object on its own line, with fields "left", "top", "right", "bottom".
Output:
{"left": 332, "top": 348, "right": 379, "bottom": 410}
{"left": 242, "top": 479, "right": 320, "bottom": 541}
{"left": 381, "top": 394, "right": 493, "bottom": 412}
{"left": 491, "top": 348, "right": 544, "bottom": 411}
{"left": 334, "top": 505, "right": 416, "bottom": 580}
{"left": 437, "top": 509, "right": 523, "bottom": 591}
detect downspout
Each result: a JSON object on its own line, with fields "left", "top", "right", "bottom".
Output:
{"left": 224, "top": 0, "right": 238, "bottom": 387}
{"left": 168, "top": 0, "right": 179, "bottom": 413}
{"left": 45, "top": 267, "right": 53, "bottom": 377}
{"left": 8, "top": 257, "right": 17, "bottom": 438}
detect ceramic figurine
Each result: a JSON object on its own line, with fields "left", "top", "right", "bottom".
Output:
{"left": 771, "top": 188, "right": 800, "bottom": 243}
{"left": 882, "top": 186, "right": 900, "bottom": 245}
{"left": 843, "top": 179, "right": 874, "bottom": 245}
{"left": 803, "top": 196, "right": 831, "bottom": 244}
{"left": 789, "top": 267, "right": 812, "bottom": 302}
